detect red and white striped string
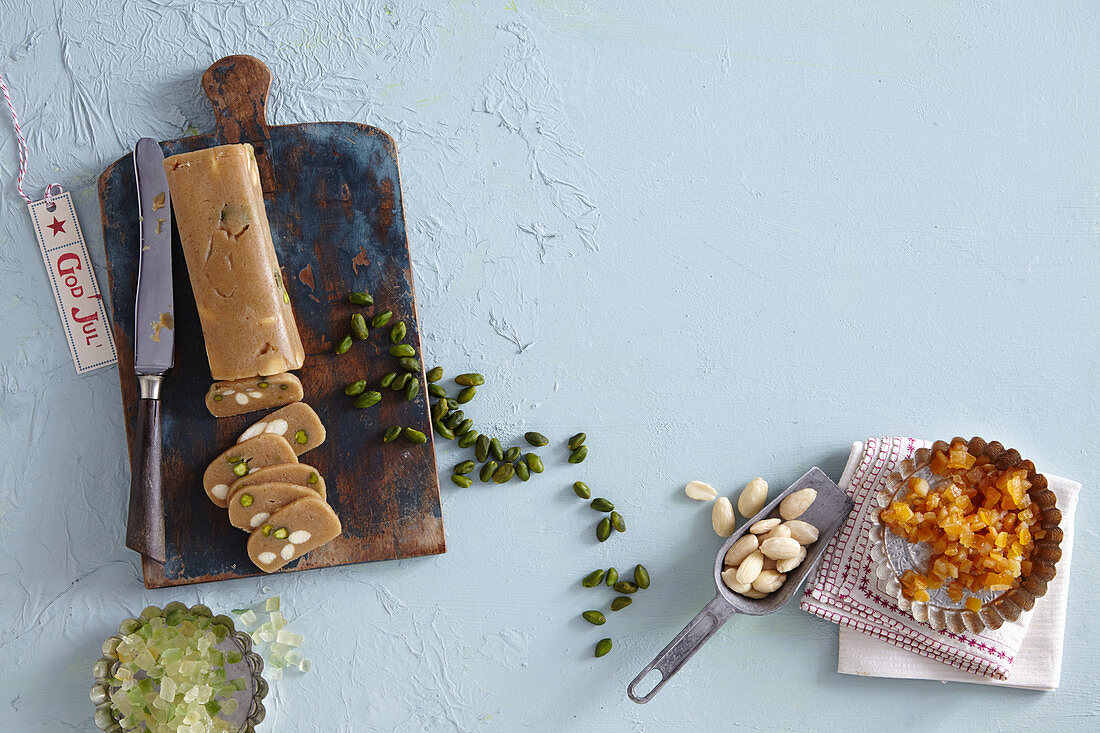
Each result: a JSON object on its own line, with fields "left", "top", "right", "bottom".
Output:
{"left": 0, "top": 73, "right": 62, "bottom": 206}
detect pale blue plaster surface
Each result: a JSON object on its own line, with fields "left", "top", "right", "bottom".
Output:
{"left": 0, "top": 2, "right": 1097, "bottom": 731}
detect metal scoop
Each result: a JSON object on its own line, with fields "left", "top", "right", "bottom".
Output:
{"left": 627, "top": 467, "right": 854, "bottom": 703}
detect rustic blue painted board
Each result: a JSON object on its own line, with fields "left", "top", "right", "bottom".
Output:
{"left": 98, "top": 56, "right": 445, "bottom": 588}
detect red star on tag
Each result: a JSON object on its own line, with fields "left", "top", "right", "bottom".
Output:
{"left": 47, "top": 217, "right": 67, "bottom": 236}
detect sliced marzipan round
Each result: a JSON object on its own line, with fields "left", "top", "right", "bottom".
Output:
{"left": 202, "top": 434, "right": 298, "bottom": 508}
{"left": 236, "top": 402, "right": 326, "bottom": 456}
{"left": 247, "top": 496, "right": 342, "bottom": 573}
{"left": 227, "top": 482, "right": 317, "bottom": 532}
{"left": 229, "top": 463, "right": 326, "bottom": 500}
{"left": 205, "top": 372, "right": 303, "bottom": 418}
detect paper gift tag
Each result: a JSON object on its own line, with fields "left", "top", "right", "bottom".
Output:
{"left": 28, "top": 191, "right": 117, "bottom": 373}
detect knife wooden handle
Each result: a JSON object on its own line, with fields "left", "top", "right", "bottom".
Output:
{"left": 126, "top": 396, "right": 166, "bottom": 563}
{"left": 201, "top": 54, "right": 277, "bottom": 195}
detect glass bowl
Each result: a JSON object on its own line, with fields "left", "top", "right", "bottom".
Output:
{"left": 870, "top": 437, "right": 1063, "bottom": 633}
{"left": 90, "top": 602, "right": 267, "bottom": 732}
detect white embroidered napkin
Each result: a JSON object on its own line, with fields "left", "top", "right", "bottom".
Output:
{"left": 800, "top": 437, "right": 1079, "bottom": 685}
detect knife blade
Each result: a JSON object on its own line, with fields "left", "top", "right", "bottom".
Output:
{"left": 127, "top": 137, "right": 173, "bottom": 563}
{"left": 134, "top": 138, "right": 175, "bottom": 374}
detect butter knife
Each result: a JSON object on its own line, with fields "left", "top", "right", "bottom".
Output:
{"left": 127, "top": 137, "right": 173, "bottom": 563}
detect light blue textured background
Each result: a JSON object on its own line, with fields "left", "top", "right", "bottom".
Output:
{"left": 1, "top": 2, "right": 1097, "bottom": 730}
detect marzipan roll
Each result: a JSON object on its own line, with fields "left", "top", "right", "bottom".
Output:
{"left": 164, "top": 144, "right": 305, "bottom": 380}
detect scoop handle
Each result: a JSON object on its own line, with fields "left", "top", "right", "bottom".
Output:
{"left": 627, "top": 595, "right": 735, "bottom": 703}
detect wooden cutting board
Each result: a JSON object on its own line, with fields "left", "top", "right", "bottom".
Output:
{"left": 99, "top": 55, "right": 445, "bottom": 588}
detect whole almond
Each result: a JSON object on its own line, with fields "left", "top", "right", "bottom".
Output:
{"left": 777, "top": 546, "right": 807, "bottom": 573}
{"left": 749, "top": 518, "right": 781, "bottom": 535}
{"left": 737, "top": 477, "right": 768, "bottom": 519}
{"left": 783, "top": 520, "right": 819, "bottom": 545}
{"left": 762, "top": 556, "right": 778, "bottom": 571}
{"left": 735, "top": 551, "right": 764, "bottom": 585}
{"left": 711, "top": 497, "right": 735, "bottom": 537}
{"left": 752, "top": 569, "right": 786, "bottom": 593}
{"left": 762, "top": 524, "right": 792, "bottom": 542}
{"left": 721, "top": 567, "right": 752, "bottom": 595}
{"left": 742, "top": 588, "right": 769, "bottom": 599}
{"left": 760, "top": 536, "right": 801, "bottom": 560}
{"left": 685, "top": 480, "right": 718, "bottom": 501}
{"left": 779, "top": 488, "right": 817, "bottom": 520}
{"left": 723, "top": 534, "right": 759, "bottom": 567}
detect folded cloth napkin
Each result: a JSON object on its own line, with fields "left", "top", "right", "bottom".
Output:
{"left": 800, "top": 437, "right": 1080, "bottom": 687}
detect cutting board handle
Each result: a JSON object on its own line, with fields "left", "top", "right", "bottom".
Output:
{"left": 202, "top": 55, "right": 277, "bottom": 194}
{"left": 202, "top": 55, "right": 272, "bottom": 145}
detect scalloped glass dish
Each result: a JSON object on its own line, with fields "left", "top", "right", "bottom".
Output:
{"left": 90, "top": 602, "right": 267, "bottom": 733}
{"left": 870, "top": 437, "right": 1063, "bottom": 633}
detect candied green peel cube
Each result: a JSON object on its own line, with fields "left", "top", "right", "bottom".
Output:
{"left": 104, "top": 608, "right": 250, "bottom": 732}
{"left": 225, "top": 595, "right": 313, "bottom": 682}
